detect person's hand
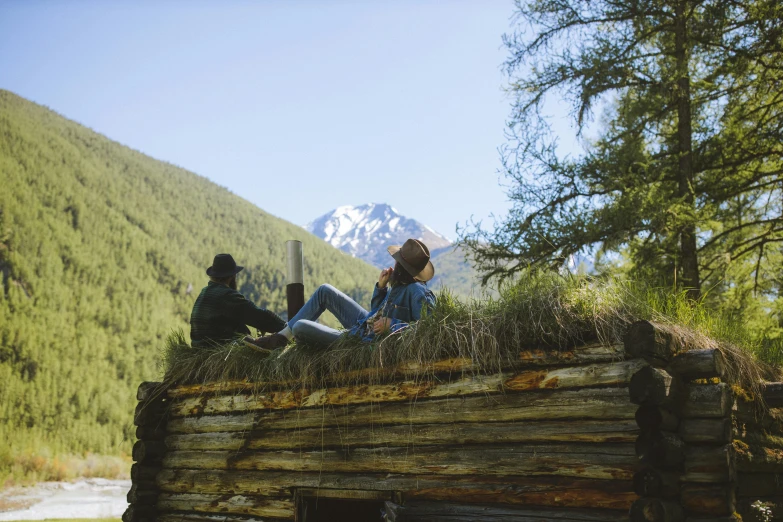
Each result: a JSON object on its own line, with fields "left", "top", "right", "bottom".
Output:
{"left": 378, "top": 267, "right": 393, "bottom": 289}
{"left": 373, "top": 317, "right": 392, "bottom": 334}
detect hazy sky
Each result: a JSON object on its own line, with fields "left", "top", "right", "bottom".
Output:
{"left": 0, "top": 1, "right": 579, "bottom": 239}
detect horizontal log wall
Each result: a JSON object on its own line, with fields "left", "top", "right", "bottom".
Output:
{"left": 151, "top": 351, "right": 645, "bottom": 521}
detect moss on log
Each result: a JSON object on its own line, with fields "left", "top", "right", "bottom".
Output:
{"left": 681, "top": 384, "right": 734, "bottom": 419}
{"left": 163, "top": 443, "right": 636, "bottom": 480}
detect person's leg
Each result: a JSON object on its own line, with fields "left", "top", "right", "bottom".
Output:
{"left": 290, "top": 320, "right": 343, "bottom": 348}
{"left": 288, "top": 284, "right": 368, "bottom": 330}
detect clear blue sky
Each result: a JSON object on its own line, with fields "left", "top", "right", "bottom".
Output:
{"left": 0, "top": 1, "right": 577, "bottom": 239}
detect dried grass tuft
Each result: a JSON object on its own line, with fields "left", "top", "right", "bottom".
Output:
{"left": 160, "top": 272, "right": 778, "bottom": 396}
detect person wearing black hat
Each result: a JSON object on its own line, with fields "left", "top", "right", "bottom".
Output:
{"left": 190, "top": 253, "right": 286, "bottom": 348}
{"left": 245, "top": 238, "right": 437, "bottom": 351}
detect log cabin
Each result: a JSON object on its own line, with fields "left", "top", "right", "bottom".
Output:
{"left": 125, "top": 321, "right": 783, "bottom": 522}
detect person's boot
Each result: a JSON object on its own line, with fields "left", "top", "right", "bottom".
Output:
{"left": 243, "top": 334, "right": 289, "bottom": 352}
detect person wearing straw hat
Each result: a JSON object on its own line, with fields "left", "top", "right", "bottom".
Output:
{"left": 190, "top": 253, "right": 286, "bottom": 348}
{"left": 245, "top": 238, "right": 437, "bottom": 351}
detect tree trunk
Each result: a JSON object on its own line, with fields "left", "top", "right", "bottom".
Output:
{"left": 674, "top": 0, "right": 700, "bottom": 299}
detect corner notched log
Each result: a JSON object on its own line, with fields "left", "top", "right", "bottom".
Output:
{"left": 132, "top": 440, "right": 167, "bottom": 464}
{"left": 633, "top": 468, "right": 680, "bottom": 498}
{"left": 681, "top": 483, "right": 736, "bottom": 517}
{"left": 635, "top": 431, "right": 686, "bottom": 468}
{"left": 683, "top": 445, "right": 735, "bottom": 483}
{"left": 764, "top": 383, "right": 783, "bottom": 408}
{"left": 630, "top": 366, "right": 683, "bottom": 407}
{"left": 134, "top": 400, "right": 167, "bottom": 427}
{"left": 131, "top": 463, "right": 162, "bottom": 483}
{"left": 679, "top": 418, "right": 732, "bottom": 444}
{"left": 624, "top": 320, "right": 684, "bottom": 366}
{"left": 667, "top": 349, "right": 725, "bottom": 380}
{"left": 629, "top": 497, "right": 685, "bottom": 522}
{"left": 681, "top": 384, "right": 734, "bottom": 419}
{"left": 636, "top": 403, "right": 680, "bottom": 432}
{"left": 137, "top": 381, "right": 163, "bottom": 402}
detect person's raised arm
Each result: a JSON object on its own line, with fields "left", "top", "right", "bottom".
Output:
{"left": 226, "top": 290, "right": 286, "bottom": 334}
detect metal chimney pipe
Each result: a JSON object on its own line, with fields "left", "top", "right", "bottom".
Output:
{"left": 285, "top": 240, "right": 305, "bottom": 320}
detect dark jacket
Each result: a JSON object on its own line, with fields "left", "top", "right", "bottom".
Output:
{"left": 190, "top": 281, "right": 285, "bottom": 347}
{"left": 350, "top": 281, "right": 436, "bottom": 341}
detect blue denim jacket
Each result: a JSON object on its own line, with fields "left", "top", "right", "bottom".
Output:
{"left": 350, "top": 282, "right": 436, "bottom": 341}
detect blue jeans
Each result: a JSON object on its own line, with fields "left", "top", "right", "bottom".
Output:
{"left": 288, "top": 284, "right": 369, "bottom": 348}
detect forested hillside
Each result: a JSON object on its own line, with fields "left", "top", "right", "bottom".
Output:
{"left": 0, "top": 90, "right": 378, "bottom": 469}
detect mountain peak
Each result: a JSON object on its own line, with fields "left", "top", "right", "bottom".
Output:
{"left": 307, "top": 204, "right": 451, "bottom": 268}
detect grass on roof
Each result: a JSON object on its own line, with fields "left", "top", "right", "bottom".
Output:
{"left": 161, "top": 271, "right": 782, "bottom": 394}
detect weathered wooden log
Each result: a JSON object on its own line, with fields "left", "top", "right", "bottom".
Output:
{"left": 765, "top": 383, "right": 783, "bottom": 408}
{"left": 683, "top": 445, "right": 735, "bottom": 483}
{"left": 679, "top": 419, "right": 732, "bottom": 443}
{"left": 625, "top": 320, "right": 686, "bottom": 366}
{"left": 127, "top": 484, "right": 158, "bottom": 505}
{"left": 164, "top": 346, "right": 627, "bottom": 399}
{"left": 633, "top": 468, "right": 680, "bottom": 498}
{"left": 166, "top": 387, "right": 637, "bottom": 434}
{"left": 168, "top": 359, "right": 646, "bottom": 417}
{"left": 121, "top": 505, "right": 156, "bottom": 522}
{"left": 157, "top": 493, "right": 294, "bottom": 519}
{"left": 165, "top": 419, "right": 638, "bottom": 451}
{"left": 681, "top": 384, "right": 734, "bottom": 418}
{"left": 135, "top": 424, "right": 167, "bottom": 441}
{"left": 737, "top": 472, "right": 783, "bottom": 497}
{"left": 630, "top": 366, "right": 683, "bottom": 407}
{"left": 635, "top": 430, "right": 686, "bottom": 468}
{"left": 518, "top": 342, "right": 625, "bottom": 366}
{"left": 132, "top": 440, "right": 167, "bottom": 463}
{"left": 629, "top": 497, "right": 685, "bottom": 522}
{"left": 381, "top": 500, "right": 628, "bottom": 522}
{"left": 163, "top": 443, "right": 637, "bottom": 480}
{"left": 155, "top": 469, "right": 636, "bottom": 510}
{"left": 667, "top": 349, "right": 725, "bottom": 380}
{"left": 134, "top": 401, "right": 167, "bottom": 427}
{"left": 158, "top": 516, "right": 273, "bottom": 522}
{"left": 137, "top": 381, "right": 163, "bottom": 402}
{"left": 681, "top": 483, "right": 736, "bottom": 517}
{"left": 636, "top": 403, "right": 680, "bottom": 431}
{"left": 130, "top": 463, "right": 161, "bottom": 482}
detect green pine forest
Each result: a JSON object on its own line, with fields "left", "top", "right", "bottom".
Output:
{"left": 0, "top": 90, "right": 379, "bottom": 481}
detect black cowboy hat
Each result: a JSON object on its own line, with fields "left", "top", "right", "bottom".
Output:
{"left": 206, "top": 253, "right": 244, "bottom": 278}
{"left": 387, "top": 238, "right": 435, "bottom": 282}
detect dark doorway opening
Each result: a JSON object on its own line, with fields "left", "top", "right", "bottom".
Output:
{"left": 299, "top": 497, "right": 388, "bottom": 522}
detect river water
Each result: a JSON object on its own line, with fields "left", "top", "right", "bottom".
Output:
{"left": 0, "top": 479, "right": 130, "bottom": 520}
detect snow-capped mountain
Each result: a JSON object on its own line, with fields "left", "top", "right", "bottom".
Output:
{"left": 306, "top": 203, "right": 452, "bottom": 269}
